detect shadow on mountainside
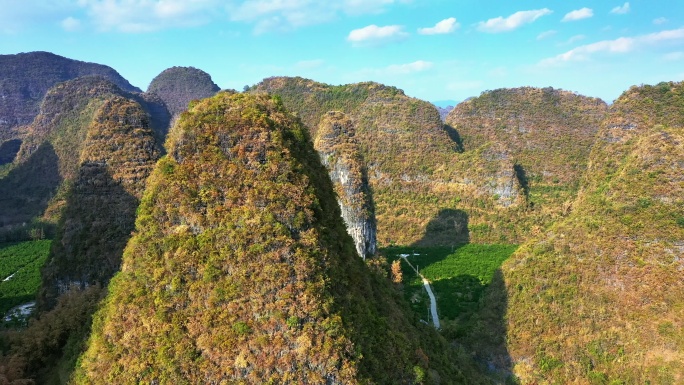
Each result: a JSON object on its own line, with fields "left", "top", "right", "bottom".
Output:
{"left": 442, "top": 124, "right": 465, "bottom": 152}
{"left": 0, "top": 139, "right": 22, "bottom": 166}
{"left": 18, "top": 161, "right": 141, "bottom": 383}
{"left": 412, "top": 208, "right": 470, "bottom": 247}
{"left": 39, "top": 161, "right": 139, "bottom": 310}
{"left": 0, "top": 142, "right": 62, "bottom": 232}
{"left": 407, "top": 209, "right": 515, "bottom": 383}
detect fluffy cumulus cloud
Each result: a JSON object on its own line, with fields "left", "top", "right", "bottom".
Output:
{"left": 610, "top": 2, "right": 630, "bottom": 15}
{"left": 418, "top": 17, "right": 459, "bottom": 35}
{"left": 653, "top": 17, "right": 668, "bottom": 25}
{"left": 347, "top": 24, "right": 408, "bottom": 45}
{"left": 562, "top": 8, "right": 593, "bottom": 22}
{"left": 477, "top": 9, "right": 552, "bottom": 33}
{"left": 540, "top": 27, "right": 684, "bottom": 66}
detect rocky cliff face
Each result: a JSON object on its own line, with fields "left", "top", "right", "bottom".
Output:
{"left": 0, "top": 51, "right": 139, "bottom": 146}
{"left": 314, "top": 111, "right": 377, "bottom": 259}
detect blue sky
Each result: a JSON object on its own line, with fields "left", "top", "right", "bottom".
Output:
{"left": 1, "top": 0, "right": 683, "bottom": 104}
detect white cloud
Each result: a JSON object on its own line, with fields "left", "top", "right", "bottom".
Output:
{"left": 562, "top": 8, "right": 593, "bottom": 22}
{"left": 477, "top": 8, "right": 552, "bottom": 33}
{"left": 228, "top": 0, "right": 409, "bottom": 33}
{"left": 72, "top": 0, "right": 410, "bottom": 34}
{"left": 540, "top": 27, "right": 684, "bottom": 66}
{"left": 385, "top": 60, "right": 433, "bottom": 74}
{"left": 61, "top": 16, "right": 81, "bottom": 31}
{"left": 347, "top": 24, "right": 408, "bottom": 45}
{"left": 418, "top": 17, "right": 459, "bottom": 35}
{"left": 610, "top": 2, "right": 630, "bottom": 15}
{"left": 0, "top": 0, "right": 75, "bottom": 33}
{"left": 77, "top": 0, "right": 221, "bottom": 32}
{"left": 537, "top": 30, "right": 557, "bottom": 40}
{"left": 653, "top": 17, "right": 668, "bottom": 25}
{"left": 566, "top": 34, "right": 586, "bottom": 44}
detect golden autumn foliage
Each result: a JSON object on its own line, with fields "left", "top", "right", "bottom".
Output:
{"left": 74, "top": 92, "right": 483, "bottom": 384}
{"left": 253, "top": 78, "right": 609, "bottom": 245}
{"left": 501, "top": 82, "right": 684, "bottom": 383}
{"left": 0, "top": 77, "right": 164, "bottom": 384}
{"left": 40, "top": 95, "right": 161, "bottom": 306}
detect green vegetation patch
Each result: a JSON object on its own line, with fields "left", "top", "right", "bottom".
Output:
{"left": 385, "top": 244, "right": 517, "bottom": 323}
{"left": 0, "top": 240, "right": 51, "bottom": 316}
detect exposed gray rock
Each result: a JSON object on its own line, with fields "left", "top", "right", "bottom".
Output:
{"left": 315, "top": 111, "right": 377, "bottom": 259}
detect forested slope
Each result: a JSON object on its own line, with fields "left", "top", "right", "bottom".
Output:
{"left": 75, "top": 92, "right": 484, "bottom": 384}
{"left": 501, "top": 82, "right": 684, "bottom": 383}
{"left": 253, "top": 77, "right": 531, "bottom": 244}
{"left": 0, "top": 51, "right": 139, "bottom": 145}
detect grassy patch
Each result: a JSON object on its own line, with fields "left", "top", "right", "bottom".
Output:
{"left": 384, "top": 244, "right": 517, "bottom": 324}
{"left": 0, "top": 240, "right": 51, "bottom": 316}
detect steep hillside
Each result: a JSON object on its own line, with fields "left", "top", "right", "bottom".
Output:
{"left": 0, "top": 77, "right": 163, "bottom": 235}
{"left": 500, "top": 82, "right": 684, "bottom": 383}
{"left": 314, "top": 111, "right": 377, "bottom": 259}
{"left": 40, "top": 95, "right": 160, "bottom": 306}
{"left": 146, "top": 66, "right": 220, "bottom": 119}
{"left": 0, "top": 77, "right": 127, "bottom": 235}
{"left": 447, "top": 87, "right": 607, "bottom": 217}
{"left": 253, "top": 77, "right": 526, "bottom": 245}
{"left": 0, "top": 77, "right": 162, "bottom": 383}
{"left": 75, "top": 92, "right": 483, "bottom": 384}
{"left": 0, "top": 51, "right": 139, "bottom": 145}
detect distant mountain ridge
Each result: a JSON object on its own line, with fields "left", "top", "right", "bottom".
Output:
{"left": 147, "top": 66, "right": 220, "bottom": 121}
{"left": 446, "top": 87, "right": 608, "bottom": 234}
{"left": 0, "top": 51, "right": 139, "bottom": 144}
{"left": 432, "top": 99, "right": 459, "bottom": 108}
{"left": 435, "top": 105, "right": 454, "bottom": 121}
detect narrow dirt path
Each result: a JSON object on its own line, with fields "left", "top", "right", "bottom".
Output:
{"left": 399, "top": 254, "right": 440, "bottom": 329}
{"left": 421, "top": 277, "right": 440, "bottom": 329}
